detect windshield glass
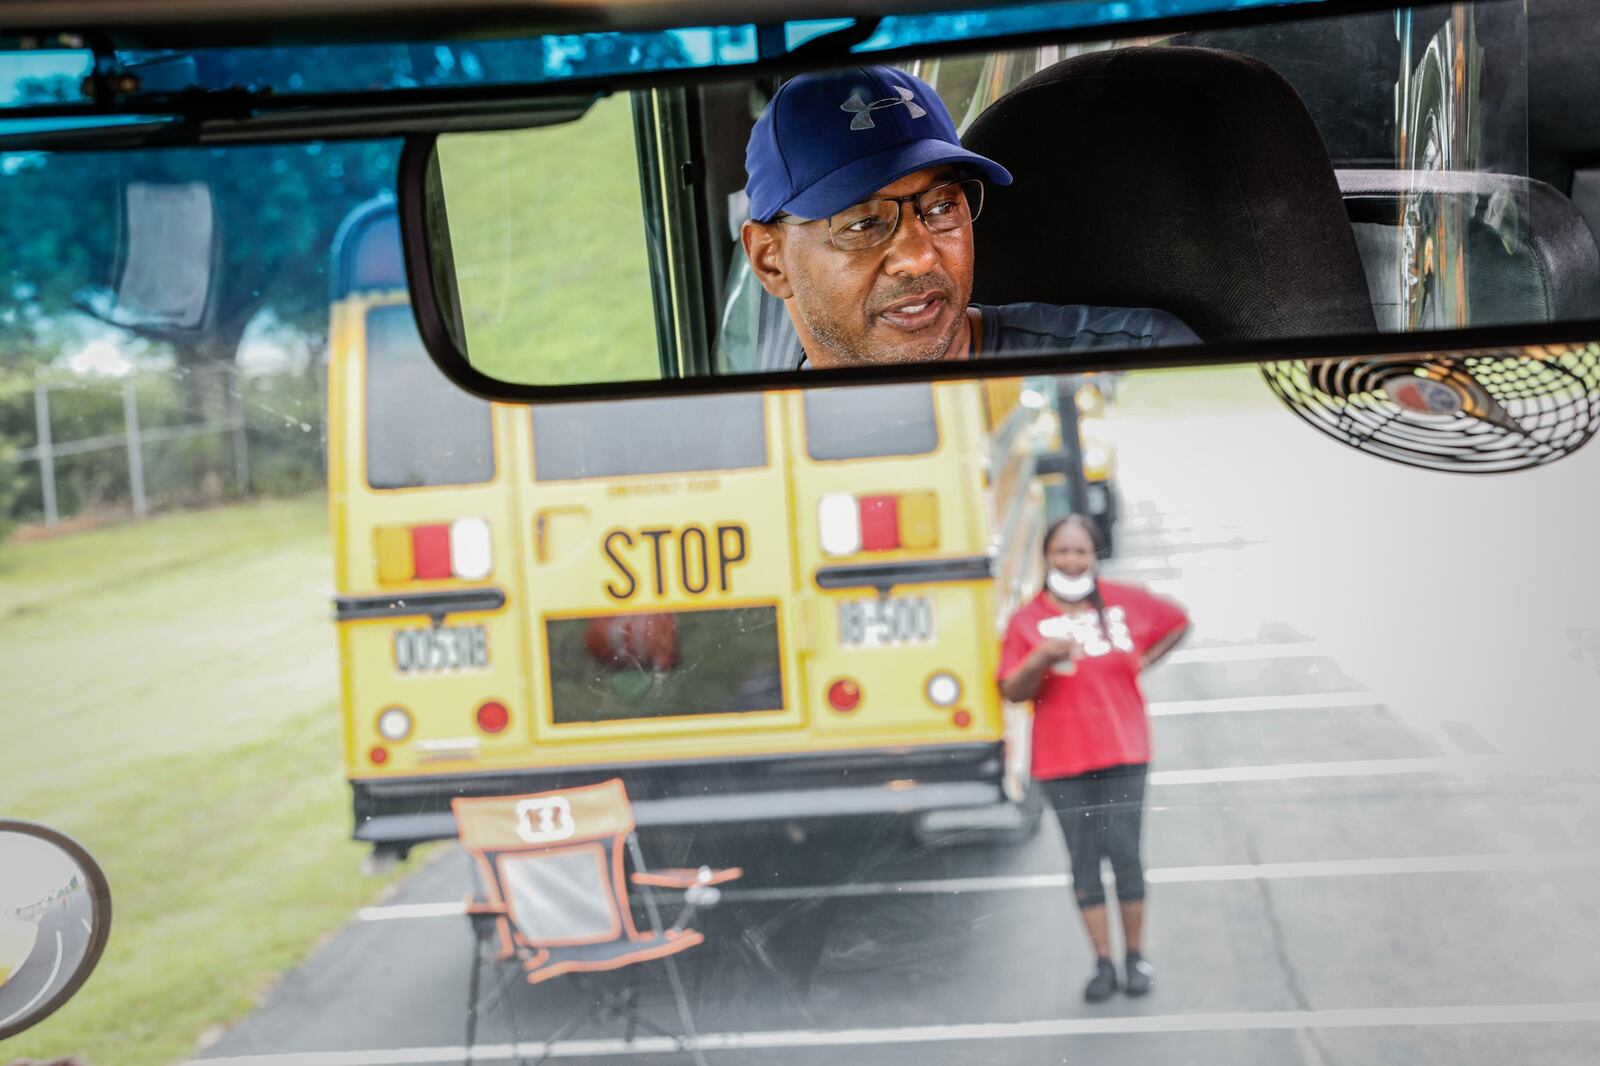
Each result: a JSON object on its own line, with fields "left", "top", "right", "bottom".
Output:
{"left": 3, "top": 2, "right": 1600, "bottom": 1065}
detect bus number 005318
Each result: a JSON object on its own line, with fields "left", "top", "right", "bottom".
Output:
{"left": 837, "top": 596, "right": 935, "bottom": 649}
{"left": 394, "top": 625, "right": 489, "bottom": 673}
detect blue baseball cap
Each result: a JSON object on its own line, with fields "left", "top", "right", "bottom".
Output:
{"left": 744, "top": 66, "right": 1013, "bottom": 223}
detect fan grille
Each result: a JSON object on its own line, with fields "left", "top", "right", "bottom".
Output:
{"left": 1260, "top": 343, "right": 1600, "bottom": 473}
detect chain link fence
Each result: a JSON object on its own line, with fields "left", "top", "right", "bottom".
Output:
{"left": 0, "top": 362, "right": 326, "bottom": 533}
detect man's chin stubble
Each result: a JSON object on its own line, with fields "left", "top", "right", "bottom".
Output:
{"left": 806, "top": 310, "right": 963, "bottom": 367}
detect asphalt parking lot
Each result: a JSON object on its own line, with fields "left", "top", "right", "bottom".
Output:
{"left": 193, "top": 391, "right": 1600, "bottom": 1066}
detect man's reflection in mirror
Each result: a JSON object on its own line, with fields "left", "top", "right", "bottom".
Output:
{"left": 740, "top": 66, "right": 1198, "bottom": 369}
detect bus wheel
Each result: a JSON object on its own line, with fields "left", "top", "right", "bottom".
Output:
{"left": 1003, "top": 786, "right": 1046, "bottom": 844}
{"left": 362, "top": 843, "right": 410, "bottom": 876}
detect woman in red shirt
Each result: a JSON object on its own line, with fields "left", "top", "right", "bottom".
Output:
{"left": 999, "top": 514, "right": 1188, "bottom": 1003}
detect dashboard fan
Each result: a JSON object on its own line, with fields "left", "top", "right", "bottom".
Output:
{"left": 1260, "top": 344, "right": 1600, "bottom": 472}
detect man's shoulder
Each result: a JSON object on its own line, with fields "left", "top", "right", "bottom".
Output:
{"left": 977, "top": 302, "right": 1199, "bottom": 354}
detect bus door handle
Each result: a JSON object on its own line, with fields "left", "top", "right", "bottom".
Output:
{"left": 533, "top": 505, "right": 590, "bottom": 563}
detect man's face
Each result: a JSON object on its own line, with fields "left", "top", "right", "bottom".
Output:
{"left": 741, "top": 167, "right": 975, "bottom": 368}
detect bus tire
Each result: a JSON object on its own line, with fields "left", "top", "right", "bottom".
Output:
{"left": 1002, "top": 786, "right": 1046, "bottom": 844}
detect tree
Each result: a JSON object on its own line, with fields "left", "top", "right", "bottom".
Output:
{"left": 0, "top": 34, "right": 688, "bottom": 417}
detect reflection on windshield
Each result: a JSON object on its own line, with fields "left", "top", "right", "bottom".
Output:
{"left": 2, "top": 0, "right": 1600, "bottom": 1061}
{"left": 3, "top": 360, "right": 1600, "bottom": 1063}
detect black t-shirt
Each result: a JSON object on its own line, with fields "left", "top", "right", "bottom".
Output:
{"left": 799, "top": 301, "right": 1197, "bottom": 367}
{"left": 975, "top": 301, "right": 1199, "bottom": 354}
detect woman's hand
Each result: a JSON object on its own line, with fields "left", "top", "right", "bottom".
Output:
{"left": 1001, "top": 635, "right": 1084, "bottom": 703}
{"left": 1033, "top": 636, "right": 1082, "bottom": 671}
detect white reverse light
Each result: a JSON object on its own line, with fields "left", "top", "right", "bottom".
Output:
{"left": 450, "top": 517, "right": 493, "bottom": 580}
{"left": 377, "top": 706, "right": 413, "bottom": 742}
{"left": 926, "top": 672, "right": 961, "bottom": 707}
{"left": 818, "top": 494, "right": 862, "bottom": 557}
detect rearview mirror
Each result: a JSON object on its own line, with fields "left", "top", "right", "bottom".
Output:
{"left": 0, "top": 821, "right": 113, "bottom": 1042}
{"left": 397, "top": 1, "right": 1595, "bottom": 401}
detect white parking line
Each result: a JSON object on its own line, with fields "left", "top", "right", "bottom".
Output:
{"left": 357, "top": 902, "right": 467, "bottom": 922}
{"left": 186, "top": 1000, "right": 1600, "bottom": 1063}
{"left": 0, "top": 930, "right": 63, "bottom": 1029}
{"left": 358, "top": 848, "right": 1600, "bottom": 915}
{"left": 1148, "top": 754, "right": 1506, "bottom": 786}
{"left": 1148, "top": 691, "right": 1385, "bottom": 716}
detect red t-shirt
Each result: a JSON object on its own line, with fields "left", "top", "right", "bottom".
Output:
{"left": 998, "top": 581, "right": 1188, "bottom": 780}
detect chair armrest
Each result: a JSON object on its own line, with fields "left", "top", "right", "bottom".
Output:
{"left": 631, "top": 866, "right": 743, "bottom": 890}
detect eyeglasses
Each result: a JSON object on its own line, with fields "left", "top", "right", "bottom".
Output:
{"left": 781, "top": 178, "right": 985, "bottom": 252}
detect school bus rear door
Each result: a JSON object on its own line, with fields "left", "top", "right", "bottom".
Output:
{"left": 510, "top": 392, "right": 806, "bottom": 765}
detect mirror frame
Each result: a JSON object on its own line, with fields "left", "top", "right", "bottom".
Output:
{"left": 398, "top": 119, "right": 1600, "bottom": 404}
{"left": 0, "top": 819, "right": 114, "bottom": 1042}
{"left": 389, "top": 0, "right": 1600, "bottom": 404}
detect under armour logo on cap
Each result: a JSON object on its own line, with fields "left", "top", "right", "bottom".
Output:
{"left": 840, "top": 86, "right": 928, "bottom": 130}
{"left": 743, "top": 65, "right": 1012, "bottom": 223}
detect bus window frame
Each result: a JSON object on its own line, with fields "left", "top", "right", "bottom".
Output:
{"left": 359, "top": 300, "right": 500, "bottom": 493}
{"left": 800, "top": 383, "right": 945, "bottom": 465}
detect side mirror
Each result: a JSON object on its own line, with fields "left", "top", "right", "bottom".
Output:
{"left": 0, "top": 821, "right": 113, "bottom": 1042}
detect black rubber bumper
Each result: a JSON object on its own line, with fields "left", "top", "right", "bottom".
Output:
{"left": 352, "top": 742, "right": 1006, "bottom": 847}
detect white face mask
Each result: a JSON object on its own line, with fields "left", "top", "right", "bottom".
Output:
{"left": 1046, "top": 568, "right": 1096, "bottom": 603}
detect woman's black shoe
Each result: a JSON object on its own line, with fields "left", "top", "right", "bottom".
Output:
{"left": 1083, "top": 957, "right": 1119, "bottom": 1002}
{"left": 1124, "top": 951, "right": 1154, "bottom": 996}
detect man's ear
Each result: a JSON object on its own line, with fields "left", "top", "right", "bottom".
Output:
{"left": 741, "top": 220, "right": 795, "bottom": 300}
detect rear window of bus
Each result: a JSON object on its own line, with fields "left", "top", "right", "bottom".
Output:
{"left": 531, "top": 394, "right": 767, "bottom": 480}
{"left": 803, "top": 384, "right": 938, "bottom": 461}
{"left": 364, "top": 305, "right": 495, "bottom": 489}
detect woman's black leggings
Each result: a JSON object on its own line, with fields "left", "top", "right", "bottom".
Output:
{"left": 1039, "top": 763, "right": 1149, "bottom": 909}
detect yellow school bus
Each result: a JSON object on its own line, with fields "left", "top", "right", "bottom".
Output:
{"left": 329, "top": 199, "right": 1053, "bottom": 855}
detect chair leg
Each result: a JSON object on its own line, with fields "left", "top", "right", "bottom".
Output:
{"left": 627, "top": 835, "right": 709, "bottom": 1066}
{"left": 624, "top": 965, "right": 640, "bottom": 1044}
{"left": 573, "top": 973, "right": 678, "bottom": 1043}
{"left": 479, "top": 958, "right": 527, "bottom": 1020}
{"left": 662, "top": 953, "right": 709, "bottom": 1066}
{"left": 525, "top": 996, "right": 608, "bottom": 1066}
{"left": 463, "top": 938, "right": 483, "bottom": 1066}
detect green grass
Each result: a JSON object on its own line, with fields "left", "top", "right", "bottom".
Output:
{"left": 0, "top": 497, "right": 415, "bottom": 1066}
{"left": 439, "top": 94, "right": 661, "bottom": 387}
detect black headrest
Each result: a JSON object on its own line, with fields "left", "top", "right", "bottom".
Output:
{"left": 963, "top": 46, "right": 1376, "bottom": 342}
{"left": 1337, "top": 169, "right": 1600, "bottom": 328}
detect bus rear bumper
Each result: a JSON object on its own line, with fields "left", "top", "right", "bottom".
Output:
{"left": 351, "top": 742, "right": 1006, "bottom": 849}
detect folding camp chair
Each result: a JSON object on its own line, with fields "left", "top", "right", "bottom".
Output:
{"left": 452, "top": 780, "right": 742, "bottom": 1065}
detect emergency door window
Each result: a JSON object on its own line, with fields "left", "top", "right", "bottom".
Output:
{"left": 364, "top": 305, "right": 494, "bottom": 489}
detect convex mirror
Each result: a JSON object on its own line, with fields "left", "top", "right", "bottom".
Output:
{"left": 0, "top": 822, "right": 113, "bottom": 1041}
{"left": 399, "top": 0, "right": 1590, "bottom": 400}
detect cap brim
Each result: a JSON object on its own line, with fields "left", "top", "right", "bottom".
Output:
{"left": 771, "top": 139, "right": 1013, "bottom": 222}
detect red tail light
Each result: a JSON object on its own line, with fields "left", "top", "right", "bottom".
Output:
{"left": 858, "top": 495, "right": 900, "bottom": 551}
{"left": 476, "top": 700, "right": 510, "bottom": 733}
{"left": 369, "top": 745, "right": 390, "bottom": 765}
{"left": 818, "top": 492, "right": 937, "bottom": 557}
{"left": 827, "top": 679, "right": 862, "bottom": 712}
{"left": 411, "top": 524, "right": 452, "bottom": 579}
{"left": 375, "top": 518, "right": 493, "bottom": 584}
